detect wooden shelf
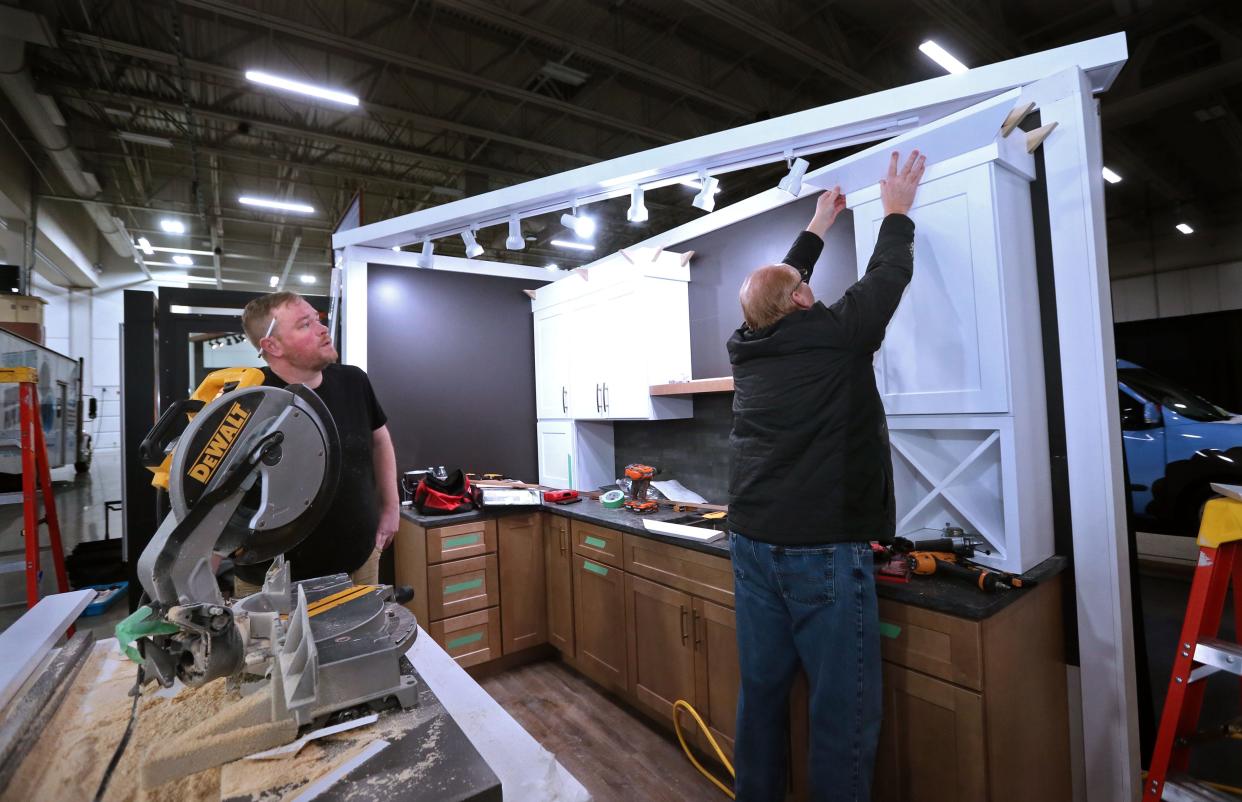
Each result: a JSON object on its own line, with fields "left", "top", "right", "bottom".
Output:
{"left": 649, "top": 377, "right": 734, "bottom": 396}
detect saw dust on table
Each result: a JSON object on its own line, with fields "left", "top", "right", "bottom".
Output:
{"left": 4, "top": 639, "right": 439, "bottom": 802}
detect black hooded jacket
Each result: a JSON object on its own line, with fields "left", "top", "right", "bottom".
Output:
{"left": 726, "top": 213, "right": 915, "bottom": 545}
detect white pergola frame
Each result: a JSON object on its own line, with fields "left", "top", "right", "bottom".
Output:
{"left": 337, "top": 33, "right": 1135, "bottom": 801}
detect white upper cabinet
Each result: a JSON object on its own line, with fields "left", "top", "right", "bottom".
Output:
{"left": 850, "top": 155, "right": 1034, "bottom": 415}
{"left": 531, "top": 248, "right": 693, "bottom": 421}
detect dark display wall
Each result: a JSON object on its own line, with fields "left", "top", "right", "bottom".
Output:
{"left": 367, "top": 264, "right": 544, "bottom": 480}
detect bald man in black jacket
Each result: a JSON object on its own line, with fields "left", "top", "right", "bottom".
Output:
{"left": 727, "top": 150, "right": 925, "bottom": 802}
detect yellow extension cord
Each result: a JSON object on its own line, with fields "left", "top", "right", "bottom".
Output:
{"left": 673, "top": 699, "right": 735, "bottom": 799}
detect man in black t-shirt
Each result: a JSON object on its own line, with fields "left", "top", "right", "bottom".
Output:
{"left": 231, "top": 292, "right": 399, "bottom": 592}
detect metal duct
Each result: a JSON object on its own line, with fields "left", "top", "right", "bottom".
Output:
{"left": 0, "top": 17, "right": 136, "bottom": 264}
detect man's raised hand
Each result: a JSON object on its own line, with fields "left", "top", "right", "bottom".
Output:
{"left": 880, "top": 150, "right": 926, "bottom": 217}
{"left": 807, "top": 185, "right": 847, "bottom": 237}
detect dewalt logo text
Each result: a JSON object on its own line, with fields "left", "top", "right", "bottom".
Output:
{"left": 188, "top": 402, "right": 251, "bottom": 484}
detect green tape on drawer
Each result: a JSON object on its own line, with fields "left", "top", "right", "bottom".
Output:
{"left": 444, "top": 577, "right": 484, "bottom": 595}
{"left": 584, "top": 535, "right": 608, "bottom": 549}
{"left": 447, "top": 631, "right": 484, "bottom": 650}
{"left": 879, "top": 622, "right": 902, "bottom": 640}
{"left": 584, "top": 560, "right": 609, "bottom": 577}
{"left": 442, "top": 533, "right": 482, "bottom": 548}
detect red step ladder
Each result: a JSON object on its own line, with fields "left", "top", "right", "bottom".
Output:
{"left": 1143, "top": 483, "right": 1242, "bottom": 802}
{"left": 4, "top": 367, "right": 71, "bottom": 611}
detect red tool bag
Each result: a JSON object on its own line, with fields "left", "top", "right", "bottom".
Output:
{"left": 413, "top": 469, "right": 477, "bottom": 515}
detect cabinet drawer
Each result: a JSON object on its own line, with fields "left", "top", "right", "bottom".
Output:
{"left": 426, "top": 520, "right": 496, "bottom": 564}
{"left": 427, "top": 554, "right": 499, "bottom": 621}
{"left": 878, "top": 599, "right": 982, "bottom": 691}
{"left": 429, "top": 608, "right": 502, "bottom": 667}
{"left": 571, "top": 520, "right": 624, "bottom": 569}
{"left": 623, "top": 533, "right": 734, "bottom": 608}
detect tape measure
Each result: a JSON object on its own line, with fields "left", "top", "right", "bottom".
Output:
{"left": 600, "top": 489, "right": 625, "bottom": 509}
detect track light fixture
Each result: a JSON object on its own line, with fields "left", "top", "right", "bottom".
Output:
{"left": 560, "top": 205, "right": 596, "bottom": 239}
{"left": 777, "top": 155, "right": 810, "bottom": 197}
{"left": 692, "top": 171, "right": 720, "bottom": 212}
{"left": 461, "top": 229, "right": 484, "bottom": 258}
{"left": 626, "top": 185, "right": 648, "bottom": 223}
{"left": 506, "top": 215, "right": 525, "bottom": 250}
{"left": 418, "top": 239, "right": 434, "bottom": 268}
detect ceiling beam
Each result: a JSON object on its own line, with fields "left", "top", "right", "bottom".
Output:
{"left": 678, "top": 0, "right": 881, "bottom": 93}
{"left": 60, "top": 31, "right": 601, "bottom": 165}
{"left": 54, "top": 84, "right": 536, "bottom": 184}
{"left": 1102, "top": 53, "right": 1242, "bottom": 128}
{"left": 422, "top": 0, "right": 756, "bottom": 118}
{"left": 170, "top": 0, "right": 678, "bottom": 145}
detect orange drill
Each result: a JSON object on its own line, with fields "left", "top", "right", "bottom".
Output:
{"left": 624, "top": 464, "right": 658, "bottom": 513}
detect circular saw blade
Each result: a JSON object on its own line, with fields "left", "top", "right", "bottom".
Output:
{"left": 168, "top": 383, "right": 341, "bottom": 564}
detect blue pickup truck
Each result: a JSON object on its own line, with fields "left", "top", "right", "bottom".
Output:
{"left": 1118, "top": 359, "right": 1242, "bottom": 535}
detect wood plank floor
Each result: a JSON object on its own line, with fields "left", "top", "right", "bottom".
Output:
{"left": 480, "top": 659, "right": 729, "bottom": 802}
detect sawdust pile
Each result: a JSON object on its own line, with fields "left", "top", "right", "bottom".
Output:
{"left": 1, "top": 641, "right": 241, "bottom": 802}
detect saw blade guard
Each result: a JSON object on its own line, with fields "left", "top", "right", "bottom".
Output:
{"left": 168, "top": 382, "right": 342, "bottom": 564}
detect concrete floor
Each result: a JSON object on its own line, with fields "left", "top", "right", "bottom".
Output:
{"left": 0, "top": 449, "right": 129, "bottom": 636}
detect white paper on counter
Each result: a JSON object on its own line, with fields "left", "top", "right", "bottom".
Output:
{"left": 650, "top": 479, "right": 707, "bottom": 504}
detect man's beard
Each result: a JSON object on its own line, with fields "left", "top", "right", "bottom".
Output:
{"left": 291, "top": 342, "right": 338, "bottom": 372}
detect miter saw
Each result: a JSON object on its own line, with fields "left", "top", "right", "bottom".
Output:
{"left": 125, "top": 367, "right": 418, "bottom": 729}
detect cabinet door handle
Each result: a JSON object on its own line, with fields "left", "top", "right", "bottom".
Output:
{"left": 603, "top": 383, "right": 609, "bottom": 412}
{"left": 595, "top": 383, "right": 602, "bottom": 412}
{"left": 693, "top": 610, "right": 702, "bottom": 650}
{"left": 680, "top": 605, "right": 689, "bottom": 645}
{"left": 562, "top": 386, "right": 567, "bottom": 413}
{"left": 559, "top": 528, "right": 567, "bottom": 555}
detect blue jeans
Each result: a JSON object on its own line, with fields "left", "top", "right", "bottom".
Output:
{"left": 730, "top": 532, "right": 882, "bottom": 802}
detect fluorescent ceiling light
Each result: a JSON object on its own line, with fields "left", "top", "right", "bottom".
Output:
{"left": 777, "top": 157, "right": 810, "bottom": 196}
{"left": 418, "top": 239, "right": 434, "bottom": 268}
{"left": 545, "top": 263, "right": 559, "bottom": 272}
{"left": 919, "top": 40, "right": 969, "bottom": 75}
{"left": 692, "top": 172, "right": 720, "bottom": 212}
{"left": 626, "top": 186, "right": 648, "bottom": 223}
{"left": 169, "top": 305, "right": 192, "bottom": 314}
{"left": 244, "top": 69, "right": 359, "bottom": 107}
{"left": 461, "top": 229, "right": 484, "bottom": 259}
{"left": 137, "top": 237, "right": 155, "bottom": 255}
{"left": 239, "top": 196, "right": 315, "bottom": 214}
{"left": 152, "top": 246, "right": 214, "bottom": 256}
{"left": 1101, "top": 166, "right": 1122, "bottom": 184}
{"left": 1176, "top": 223, "right": 1194, "bottom": 235}
{"left": 118, "top": 131, "right": 173, "bottom": 148}
{"left": 300, "top": 274, "right": 316, "bottom": 284}
{"left": 269, "top": 275, "right": 279, "bottom": 287}
{"left": 172, "top": 255, "right": 193, "bottom": 266}
{"left": 539, "top": 61, "right": 590, "bottom": 87}
{"left": 560, "top": 212, "right": 596, "bottom": 239}
{"left": 506, "top": 215, "right": 525, "bottom": 250}
{"left": 160, "top": 218, "right": 186, "bottom": 234}
{"left": 551, "top": 239, "right": 595, "bottom": 252}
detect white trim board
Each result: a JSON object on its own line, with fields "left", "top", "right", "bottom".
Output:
{"left": 332, "top": 34, "right": 1126, "bottom": 252}
{"left": 353, "top": 246, "right": 556, "bottom": 283}
{"left": 0, "top": 589, "right": 94, "bottom": 712}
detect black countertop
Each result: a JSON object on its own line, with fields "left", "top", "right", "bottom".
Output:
{"left": 402, "top": 499, "right": 1067, "bottom": 621}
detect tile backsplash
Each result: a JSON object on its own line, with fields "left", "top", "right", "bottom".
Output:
{"left": 612, "top": 393, "right": 733, "bottom": 504}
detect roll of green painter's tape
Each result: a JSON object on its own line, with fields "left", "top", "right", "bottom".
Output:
{"left": 600, "top": 490, "right": 625, "bottom": 509}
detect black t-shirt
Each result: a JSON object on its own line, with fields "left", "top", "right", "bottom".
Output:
{"left": 233, "top": 364, "right": 388, "bottom": 583}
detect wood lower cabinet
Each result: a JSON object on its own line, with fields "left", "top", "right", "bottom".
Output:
{"left": 572, "top": 553, "right": 628, "bottom": 692}
{"left": 544, "top": 514, "right": 574, "bottom": 655}
{"left": 625, "top": 574, "right": 696, "bottom": 724}
{"left": 874, "top": 662, "right": 986, "bottom": 802}
{"left": 692, "top": 597, "right": 739, "bottom": 762}
{"left": 498, "top": 512, "right": 547, "bottom": 655}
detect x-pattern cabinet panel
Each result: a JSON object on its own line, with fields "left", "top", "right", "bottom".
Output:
{"left": 846, "top": 142, "right": 1053, "bottom": 573}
